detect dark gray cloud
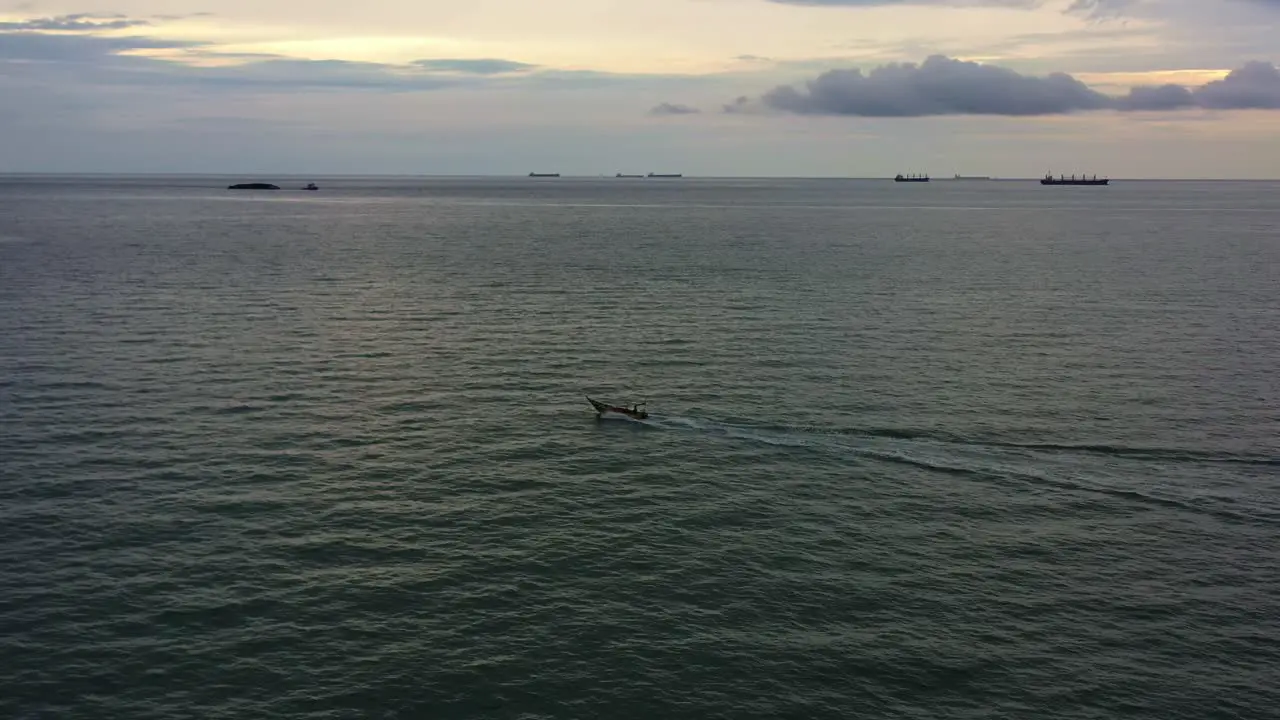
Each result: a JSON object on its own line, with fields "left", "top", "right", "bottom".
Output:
{"left": 1113, "top": 83, "right": 1195, "bottom": 110}
{"left": 0, "top": 13, "right": 150, "bottom": 31}
{"left": 650, "top": 102, "right": 700, "bottom": 115}
{"left": 760, "top": 55, "right": 1110, "bottom": 116}
{"left": 412, "top": 58, "right": 538, "bottom": 75}
{"left": 1193, "top": 60, "right": 1280, "bottom": 108}
{"left": 743, "top": 56, "right": 1280, "bottom": 116}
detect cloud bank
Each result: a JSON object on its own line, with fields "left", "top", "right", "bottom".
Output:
{"left": 713, "top": 56, "right": 1280, "bottom": 117}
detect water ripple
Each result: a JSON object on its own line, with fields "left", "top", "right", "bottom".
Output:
{"left": 1, "top": 177, "right": 1278, "bottom": 719}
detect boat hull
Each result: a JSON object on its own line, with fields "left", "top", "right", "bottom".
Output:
{"left": 586, "top": 396, "right": 648, "bottom": 420}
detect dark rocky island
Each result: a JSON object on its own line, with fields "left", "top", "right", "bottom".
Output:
{"left": 227, "top": 183, "right": 281, "bottom": 190}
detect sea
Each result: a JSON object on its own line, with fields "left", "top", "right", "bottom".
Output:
{"left": 1, "top": 175, "right": 1277, "bottom": 719}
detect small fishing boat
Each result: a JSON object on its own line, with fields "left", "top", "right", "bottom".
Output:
{"left": 586, "top": 396, "right": 648, "bottom": 420}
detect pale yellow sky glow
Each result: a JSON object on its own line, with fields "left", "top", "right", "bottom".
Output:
{"left": 0, "top": 0, "right": 1252, "bottom": 80}
{"left": 1077, "top": 69, "right": 1234, "bottom": 93}
{"left": 2, "top": 0, "right": 1109, "bottom": 71}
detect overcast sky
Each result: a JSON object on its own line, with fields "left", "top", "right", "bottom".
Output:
{"left": 1, "top": 0, "right": 1278, "bottom": 177}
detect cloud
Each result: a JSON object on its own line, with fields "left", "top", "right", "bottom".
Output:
{"left": 1113, "top": 83, "right": 1195, "bottom": 110}
{"left": 650, "top": 102, "right": 700, "bottom": 115}
{"left": 740, "top": 55, "right": 1280, "bottom": 116}
{"left": 412, "top": 58, "right": 538, "bottom": 75}
{"left": 1193, "top": 60, "right": 1280, "bottom": 108}
{"left": 0, "top": 13, "right": 150, "bottom": 31}
{"left": 0, "top": 29, "right": 203, "bottom": 62}
{"left": 0, "top": 18, "right": 676, "bottom": 94}
{"left": 0, "top": 11, "right": 529, "bottom": 93}
{"left": 759, "top": 55, "right": 1110, "bottom": 116}
{"left": 0, "top": 29, "right": 442, "bottom": 91}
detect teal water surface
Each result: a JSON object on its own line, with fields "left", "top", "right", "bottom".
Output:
{"left": 1, "top": 176, "right": 1278, "bottom": 718}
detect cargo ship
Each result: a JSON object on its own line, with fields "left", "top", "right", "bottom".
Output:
{"left": 528, "top": 172, "right": 560, "bottom": 178}
{"left": 1041, "top": 173, "right": 1108, "bottom": 186}
{"left": 954, "top": 174, "right": 991, "bottom": 180}
{"left": 647, "top": 173, "right": 683, "bottom": 178}
{"left": 616, "top": 173, "right": 644, "bottom": 178}
{"left": 894, "top": 173, "right": 929, "bottom": 182}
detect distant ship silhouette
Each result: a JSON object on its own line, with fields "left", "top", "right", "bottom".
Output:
{"left": 1041, "top": 173, "right": 1109, "bottom": 186}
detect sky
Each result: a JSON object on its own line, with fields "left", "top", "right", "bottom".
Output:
{"left": 1, "top": 0, "right": 1278, "bottom": 177}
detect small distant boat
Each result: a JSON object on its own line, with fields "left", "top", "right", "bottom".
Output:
{"left": 1041, "top": 173, "right": 1109, "bottom": 186}
{"left": 894, "top": 173, "right": 929, "bottom": 182}
{"left": 647, "top": 173, "right": 682, "bottom": 178}
{"left": 586, "top": 396, "right": 649, "bottom": 420}
{"left": 227, "top": 183, "right": 280, "bottom": 190}
{"left": 529, "top": 172, "right": 560, "bottom": 178}
{"left": 303, "top": 183, "right": 319, "bottom": 191}
{"left": 954, "top": 174, "right": 991, "bottom": 180}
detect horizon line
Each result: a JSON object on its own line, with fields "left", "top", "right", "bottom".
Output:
{"left": 1, "top": 172, "right": 1278, "bottom": 182}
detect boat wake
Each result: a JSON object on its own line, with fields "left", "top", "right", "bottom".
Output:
{"left": 618, "top": 413, "right": 1280, "bottom": 526}
{"left": 644, "top": 414, "right": 1016, "bottom": 467}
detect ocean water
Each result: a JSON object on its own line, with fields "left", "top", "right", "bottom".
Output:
{"left": 1, "top": 175, "right": 1278, "bottom": 719}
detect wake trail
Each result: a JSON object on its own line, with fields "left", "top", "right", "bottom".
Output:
{"left": 631, "top": 414, "right": 1280, "bottom": 526}
{"left": 696, "top": 419, "right": 1279, "bottom": 468}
